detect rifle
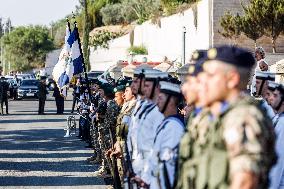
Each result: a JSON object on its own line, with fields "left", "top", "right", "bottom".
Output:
{"left": 122, "top": 139, "right": 138, "bottom": 189}
{"left": 106, "top": 127, "right": 122, "bottom": 189}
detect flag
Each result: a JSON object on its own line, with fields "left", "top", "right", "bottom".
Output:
{"left": 52, "top": 23, "right": 72, "bottom": 97}
{"left": 52, "top": 22, "right": 84, "bottom": 98}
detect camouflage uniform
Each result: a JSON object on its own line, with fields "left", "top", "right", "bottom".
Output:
{"left": 115, "top": 99, "right": 137, "bottom": 183}
{"left": 93, "top": 99, "right": 107, "bottom": 162}
{"left": 98, "top": 99, "right": 121, "bottom": 171}
{"left": 176, "top": 96, "right": 276, "bottom": 189}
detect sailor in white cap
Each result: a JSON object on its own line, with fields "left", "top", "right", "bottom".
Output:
{"left": 127, "top": 65, "right": 151, "bottom": 175}
{"left": 132, "top": 69, "right": 168, "bottom": 180}
{"left": 133, "top": 79, "right": 185, "bottom": 189}
{"left": 267, "top": 81, "right": 284, "bottom": 189}
{"left": 255, "top": 71, "right": 276, "bottom": 119}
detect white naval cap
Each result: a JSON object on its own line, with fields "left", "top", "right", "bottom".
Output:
{"left": 159, "top": 81, "right": 181, "bottom": 96}
{"left": 144, "top": 69, "right": 168, "bottom": 81}
{"left": 255, "top": 71, "right": 275, "bottom": 81}
{"left": 133, "top": 63, "right": 152, "bottom": 77}
{"left": 268, "top": 81, "right": 279, "bottom": 90}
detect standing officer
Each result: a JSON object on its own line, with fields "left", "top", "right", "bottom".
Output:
{"left": 180, "top": 46, "right": 276, "bottom": 189}
{"left": 267, "top": 81, "right": 284, "bottom": 189}
{"left": 38, "top": 76, "right": 48, "bottom": 115}
{"left": 0, "top": 77, "right": 9, "bottom": 115}
{"left": 53, "top": 84, "right": 64, "bottom": 114}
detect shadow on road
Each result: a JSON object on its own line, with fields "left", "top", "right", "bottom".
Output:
{"left": 0, "top": 128, "right": 103, "bottom": 186}
{"left": 0, "top": 176, "right": 103, "bottom": 186}
{"left": 0, "top": 118, "right": 69, "bottom": 124}
{"left": 0, "top": 129, "right": 83, "bottom": 151}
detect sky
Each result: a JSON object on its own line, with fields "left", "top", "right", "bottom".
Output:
{"left": 0, "top": 0, "right": 79, "bottom": 26}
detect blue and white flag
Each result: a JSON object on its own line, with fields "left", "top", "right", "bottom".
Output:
{"left": 52, "top": 23, "right": 72, "bottom": 97}
{"left": 52, "top": 23, "right": 83, "bottom": 97}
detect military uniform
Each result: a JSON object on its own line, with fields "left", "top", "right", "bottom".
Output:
{"left": 97, "top": 99, "right": 121, "bottom": 175}
{"left": 0, "top": 79, "right": 9, "bottom": 115}
{"left": 38, "top": 80, "right": 48, "bottom": 115}
{"left": 177, "top": 46, "right": 276, "bottom": 189}
{"left": 115, "top": 99, "right": 137, "bottom": 184}
{"left": 176, "top": 109, "right": 211, "bottom": 189}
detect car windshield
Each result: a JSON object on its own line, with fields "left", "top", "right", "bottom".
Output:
{"left": 21, "top": 80, "right": 39, "bottom": 86}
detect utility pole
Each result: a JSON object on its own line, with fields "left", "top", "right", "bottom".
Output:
{"left": 182, "top": 26, "right": 186, "bottom": 66}
{"left": 2, "top": 24, "right": 5, "bottom": 75}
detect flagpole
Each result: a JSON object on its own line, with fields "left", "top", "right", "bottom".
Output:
{"left": 73, "top": 20, "right": 92, "bottom": 100}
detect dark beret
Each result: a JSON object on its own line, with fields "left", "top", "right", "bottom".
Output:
{"left": 206, "top": 45, "right": 255, "bottom": 68}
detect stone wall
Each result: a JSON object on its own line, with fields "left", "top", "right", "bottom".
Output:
{"left": 212, "top": 0, "right": 284, "bottom": 53}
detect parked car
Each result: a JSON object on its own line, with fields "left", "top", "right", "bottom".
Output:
{"left": 17, "top": 79, "right": 39, "bottom": 99}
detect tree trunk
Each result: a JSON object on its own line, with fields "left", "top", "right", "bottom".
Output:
{"left": 83, "top": 0, "right": 90, "bottom": 71}
{"left": 272, "top": 37, "right": 276, "bottom": 53}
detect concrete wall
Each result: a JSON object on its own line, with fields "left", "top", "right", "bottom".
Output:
{"left": 90, "top": 0, "right": 211, "bottom": 71}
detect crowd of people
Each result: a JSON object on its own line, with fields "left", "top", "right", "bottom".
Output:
{"left": 72, "top": 45, "right": 284, "bottom": 189}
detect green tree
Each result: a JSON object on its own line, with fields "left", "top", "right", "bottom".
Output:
{"left": 2, "top": 26, "right": 54, "bottom": 71}
{"left": 240, "top": 0, "right": 265, "bottom": 47}
{"left": 219, "top": 12, "right": 241, "bottom": 43}
{"left": 122, "top": 0, "right": 160, "bottom": 24}
{"left": 261, "top": 0, "right": 284, "bottom": 53}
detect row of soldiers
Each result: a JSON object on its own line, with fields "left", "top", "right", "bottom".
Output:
{"left": 75, "top": 45, "right": 284, "bottom": 189}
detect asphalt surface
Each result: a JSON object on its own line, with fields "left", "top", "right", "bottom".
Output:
{"left": 0, "top": 94, "right": 106, "bottom": 189}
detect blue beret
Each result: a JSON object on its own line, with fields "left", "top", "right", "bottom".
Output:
{"left": 206, "top": 45, "right": 255, "bottom": 68}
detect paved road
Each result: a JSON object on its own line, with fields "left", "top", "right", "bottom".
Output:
{"left": 0, "top": 94, "right": 106, "bottom": 189}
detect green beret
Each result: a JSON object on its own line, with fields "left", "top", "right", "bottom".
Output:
{"left": 114, "top": 85, "right": 126, "bottom": 93}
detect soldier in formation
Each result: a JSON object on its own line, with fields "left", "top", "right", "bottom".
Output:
{"left": 73, "top": 45, "right": 283, "bottom": 189}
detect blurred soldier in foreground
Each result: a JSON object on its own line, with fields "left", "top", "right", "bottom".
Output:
{"left": 267, "top": 81, "right": 284, "bottom": 189}
{"left": 177, "top": 46, "right": 276, "bottom": 189}
{"left": 177, "top": 50, "right": 211, "bottom": 189}
{"left": 0, "top": 77, "right": 9, "bottom": 115}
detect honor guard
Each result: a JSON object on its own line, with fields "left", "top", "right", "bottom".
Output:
{"left": 135, "top": 69, "right": 168, "bottom": 180}
{"left": 127, "top": 64, "right": 152, "bottom": 174}
{"left": 95, "top": 83, "right": 121, "bottom": 177}
{"left": 178, "top": 46, "right": 276, "bottom": 189}
{"left": 137, "top": 79, "right": 185, "bottom": 189}
{"left": 177, "top": 50, "right": 212, "bottom": 189}
{"left": 254, "top": 71, "right": 276, "bottom": 119}
{"left": 267, "top": 81, "right": 284, "bottom": 189}
{"left": 181, "top": 50, "right": 207, "bottom": 127}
